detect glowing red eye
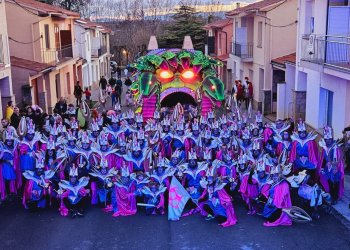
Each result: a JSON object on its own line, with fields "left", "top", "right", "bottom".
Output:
{"left": 159, "top": 70, "right": 174, "bottom": 79}
{"left": 211, "top": 85, "right": 216, "bottom": 90}
{"left": 181, "top": 69, "right": 195, "bottom": 79}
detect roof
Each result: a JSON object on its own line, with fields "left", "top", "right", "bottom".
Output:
{"left": 214, "top": 54, "right": 230, "bottom": 61}
{"left": 203, "top": 19, "right": 232, "bottom": 30}
{"left": 226, "top": 0, "right": 285, "bottom": 16}
{"left": 75, "top": 19, "right": 112, "bottom": 33}
{"left": 8, "top": 0, "right": 80, "bottom": 18}
{"left": 271, "top": 53, "right": 296, "bottom": 66}
{"left": 11, "top": 56, "right": 52, "bottom": 72}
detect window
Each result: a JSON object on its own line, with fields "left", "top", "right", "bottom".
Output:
{"left": 319, "top": 88, "right": 333, "bottom": 127}
{"left": 54, "top": 24, "right": 60, "bottom": 48}
{"left": 310, "top": 17, "right": 315, "bottom": 33}
{"left": 44, "top": 24, "right": 50, "bottom": 49}
{"left": 328, "top": 0, "right": 349, "bottom": 6}
{"left": 257, "top": 21, "right": 263, "bottom": 48}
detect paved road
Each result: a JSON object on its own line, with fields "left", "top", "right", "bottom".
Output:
{"left": 1, "top": 198, "right": 349, "bottom": 250}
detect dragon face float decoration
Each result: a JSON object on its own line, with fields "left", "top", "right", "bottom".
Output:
{"left": 130, "top": 49, "right": 225, "bottom": 119}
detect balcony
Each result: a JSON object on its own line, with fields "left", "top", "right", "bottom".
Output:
{"left": 92, "top": 45, "right": 107, "bottom": 58}
{"left": 231, "top": 42, "right": 253, "bottom": 62}
{"left": 301, "top": 35, "right": 350, "bottom": 72}
{"left": 42, "top": 45, "right": 73, "bottom": 65}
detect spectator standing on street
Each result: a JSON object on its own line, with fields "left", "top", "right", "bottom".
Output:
{"left": 231, "top": 80, "right": 238, "bottom": 109}
{"left": 124, "top": 68, "right": 128, "bottom": 78}
{"left": 246, "top": 81, "right": 253, "bottom": 117}
{"left": 74, "top": 81, "right": 83, "bottom": 106}
{"left": 115, "top": 78, "right": 123, "bottom": 105}
{"left": 99, "top": 76, "right": 108, "bottom": 95}
{"left": 5, "top": 101, "right": 14, "bottom": 122}
{"left": 54, "top": 97, "right": 67, "bottom": 117}
{"left": 237, "top": 80, "right": 244, "bottom": 107}
{"left": 124, "top": 77, "right": 132, "bottom": 88}
{"left": 116, "top": 66, "right": 122, "bottom": 79}
{"left": 109, "top": 76, "right": 117, "bottom": 88}
{"left": 83, "top": 87, "right": 91, "bottom": 102}
{"left": 10, "top": 106, "right": 21, "bottom": 129}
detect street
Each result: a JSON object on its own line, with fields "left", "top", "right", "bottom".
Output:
{"left": 1, "top": 198, "right": 349, "bottom": 250}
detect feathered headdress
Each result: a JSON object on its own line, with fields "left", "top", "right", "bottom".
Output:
{"left": 136, "top": 113, "right": 143, "bottom": 123}
{"left": 205, "top": 129, "right": 211, "bottom": 139}
{"left": 219, "top": 115, "right": 227, "bottom": 125}
{"left": 256, "top": 112, "right": 263, "bottom": 123}
{"left": 203, "top": 148, "right": 212, "bottom": 160}
{"left": 323, "top": 126, "right": 333, "bottom": 139}
{"left": 27, "top": 119, "right": 35, "bottom": 134}
{"left": 98, "top": 132, "right": 109, "bottom": 146}
{"left": 121, "top": 165, "right": 130, "bottom": 177}
{"left": 252, "top": 139, "right": 261, "bottom": 150}
{"left": 4, "top": 128, "right": 15, "bottom": 141}
{"left": 297, "top": 121, "right": 306, "bottom": 132}
{"left": 171, "top": 149, "right": 181, "bottom": 158}
{"left": 69, "top": 166, "right": 79, "bottom": 177}
{"left": 188, "top": 149, "right": 197, "bottom": 160}
{"left": 192, "top": 119, "right": 199, "bottom": 130}
{"left": 200, "top": 115, "right": 207, "bottom": 124}
{"left": 91, "top": 120, "right": 100, "bottom": 132}
{"left": 47, "top": 136, "right": 55, "bottom": 150}
{"left": 207, "top": 109, "right": 215, "bottom": 119}
{"left": 70, "top": 118, "right": 79, "bottom": 129}
{"left": 153, "top": 110, "right": 160, "bottom": 119}
{"left": 67, "top": 130, "right": 76, "bottom": 141}
{"left": 242, "top": 128, "right": 251, "bottom": 140}
{"left": 161, "top": 117, "right": 170, "bottom": 126}
{"left": 81, "top": 131, "right": 90, "bottom": 144}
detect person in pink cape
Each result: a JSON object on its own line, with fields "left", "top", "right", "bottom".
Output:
{"left": 112, "top": 166, "right": 137, "bottom": 217}
{"left": 289, "top": 120, "right": 318, "bottom": 172}
{"left": 262, "top": 166, "right": 292, "bottom": 227}
{"left": 58, "top": 166, "right": 90, "bottom": 218}
{"left": 318, "top": 126, "right": 344, "bottom": 204}
{"left": 0, "top": 127, "right": 20, "bottom": 201}
{"left": 202, "top": 176, "right": 237, "bottom": 227}
{"left": 141, "top": 182, "right": 166, "bottom": 215}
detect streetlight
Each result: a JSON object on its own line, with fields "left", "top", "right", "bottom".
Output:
{"left": 122, "top": 49, "right": 129, "bottom": 65}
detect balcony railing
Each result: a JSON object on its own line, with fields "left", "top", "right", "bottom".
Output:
{"left": 301, "top": 35, "right": 350, "bottom": 71}
{"left": 231, "top": 42, "right": 253, "bottom": 60}
{"left": 42, "top": 45, "right": 73, "bottom": 65}
{"left": 92, "top": 45, "right": 108, "bottom": 58}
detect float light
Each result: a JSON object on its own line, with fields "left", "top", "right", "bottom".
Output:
{"left": 181, "top": 69, "right": 195, "bottom": 79}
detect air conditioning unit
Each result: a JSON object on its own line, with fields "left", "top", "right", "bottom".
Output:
{"left": 307, "top": 34, "right": 316, "bottom": 55}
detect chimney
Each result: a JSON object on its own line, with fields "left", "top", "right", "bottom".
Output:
{"left": 236, "top": 2, "right": 241, "bottom": 9}
{"left": 147, "top": 36, "right": 159, "bottom": 51}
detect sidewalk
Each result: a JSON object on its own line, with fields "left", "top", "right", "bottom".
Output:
{"left": 264, "top": 114, "right": 350, "bottom": 228}
{"left": 333, "top": 175, "right": 350, "bottom": 227}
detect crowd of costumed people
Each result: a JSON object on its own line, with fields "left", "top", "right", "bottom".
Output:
{"left": 0, "top": 101, "right": 346, "bottom": 227}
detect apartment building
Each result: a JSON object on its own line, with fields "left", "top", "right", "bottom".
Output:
{"left": 296, "top": 0, "right": 350, "bottom": 138}
{"left": 74, "top": 19, "right": 112, "bottom": 89}
{"left": 0, "top": 0, "right": 14, "bottom": 119}
{"left": 226, "top": 0, "right": 297, "bottom": 114}
{"left": 203, "top": 19, "right": 233, "bottom": 91}
{"left": 5, "top": 0, "right": 80, "bottom": 112}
